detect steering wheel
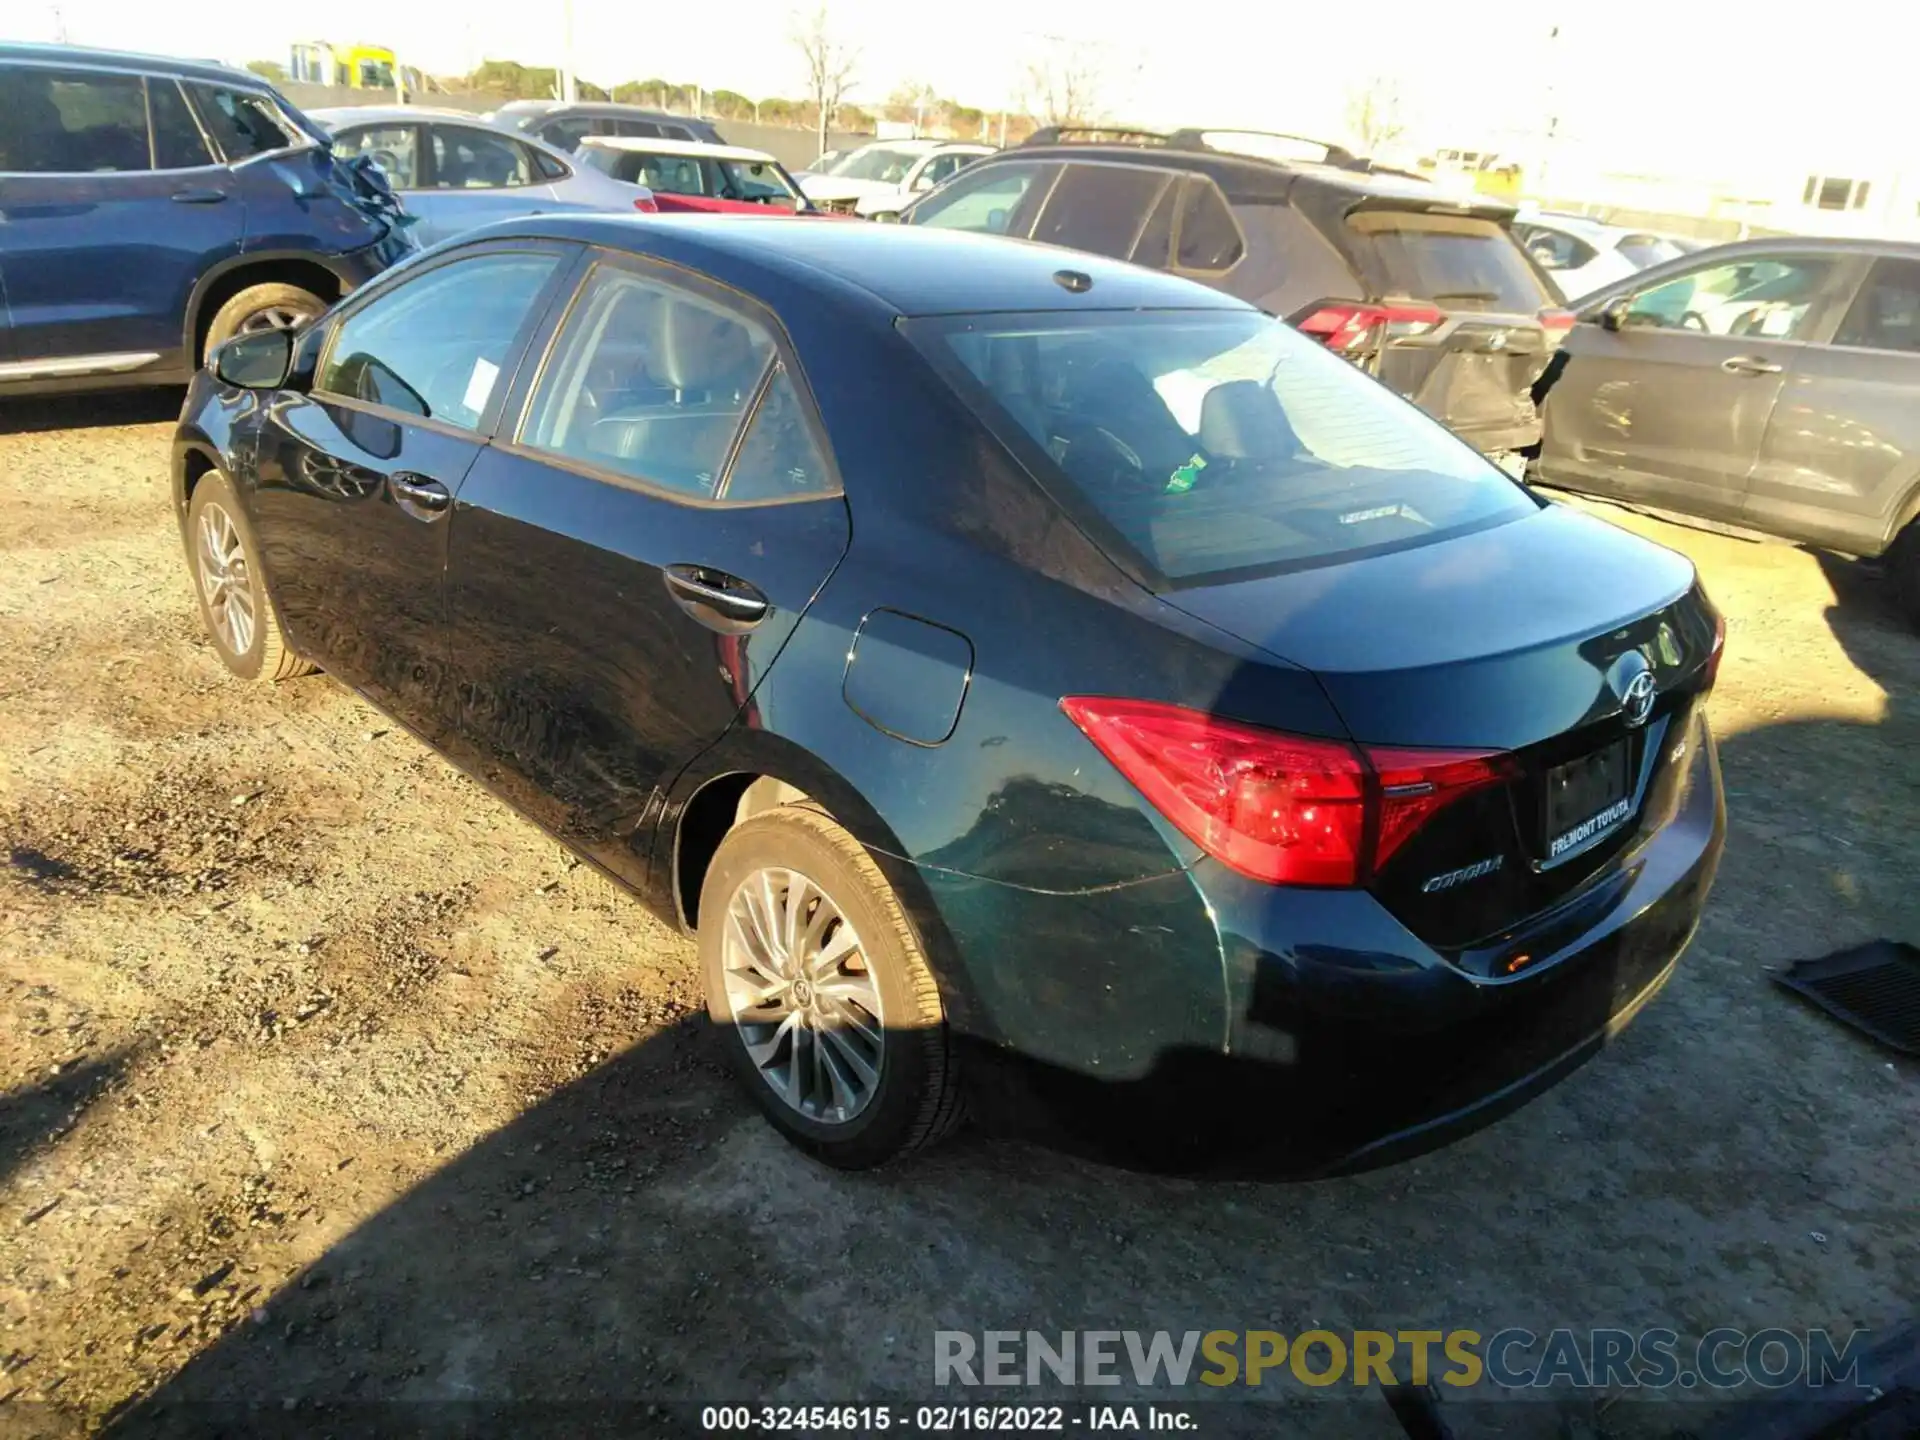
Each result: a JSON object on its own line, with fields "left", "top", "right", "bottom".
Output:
{"left": 1680, "top": 310, "right": 1709, "bottom": 332}
{"left": 367, "top": 148, "right": 403, "bottom": 180}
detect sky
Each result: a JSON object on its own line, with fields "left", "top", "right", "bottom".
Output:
{"left": 11, "top": 0, "right": 1919, "bottom": 186}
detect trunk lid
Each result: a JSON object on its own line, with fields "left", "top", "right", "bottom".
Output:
{"left": 1164, "top": 502, "right": 1718, "bottom": 948}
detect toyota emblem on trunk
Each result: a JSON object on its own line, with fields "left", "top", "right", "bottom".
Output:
{"left": 1621, "top": 669, "right": 1657, "bottom": 728}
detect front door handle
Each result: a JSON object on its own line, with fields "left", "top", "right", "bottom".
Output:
{"left": 171, "top": 188, "right": 228, "bottom": 204}
{"left": 1721, "top": 355, "right": 1783, "bottom": 376}
{"left": 664, "top": 564, "right": 768, "bottom": 634}
{"left": 387, "top": 471, "right": 451, "bottom": 522}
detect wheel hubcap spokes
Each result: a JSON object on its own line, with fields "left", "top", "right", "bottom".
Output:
{"left": 723, "top": 866, "right": 884, "bottom": 1124}
{"left": 197, "top": 503, "right": 255, "bottom": 654}
{"left": 239, "top": 305, "right": 306, "bottom": 334}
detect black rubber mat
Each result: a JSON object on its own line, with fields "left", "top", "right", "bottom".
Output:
{"left": 1773, "top": 940, "right": 1920, "bottom": 1057}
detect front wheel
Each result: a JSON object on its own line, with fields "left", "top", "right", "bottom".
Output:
{"left": 186, "top": 471, "right": 315, "bottom": 682}
{"left": 699, "top": 804, "right": 963, "bottom": 1167}
{"left": 202, "top": 282, "right": 328, "bottom": 361}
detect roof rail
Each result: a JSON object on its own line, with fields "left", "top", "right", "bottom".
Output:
{"left": 1167, "top": 128, "right": 1364, "bottom": 168}
{"left": 1022, "top": 125, "right": 1171, "bottom": 147}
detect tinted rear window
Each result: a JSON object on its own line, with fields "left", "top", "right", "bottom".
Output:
{"left": 905, "top": 309, "right": 1534, "bottom": 584}
{"left": 1346, "top": 210, "right": 1550, "bottom": 311}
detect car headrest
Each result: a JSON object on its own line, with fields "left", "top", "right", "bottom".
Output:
{"left": 1197, "top": 380, "right": 1299, "bottom": 462}
{"left": 650, "top": 298, "right": 758, "bottom": 394}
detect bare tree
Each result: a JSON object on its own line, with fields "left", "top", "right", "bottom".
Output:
{"left": 793, "top": 5, "right": 860, "bottom": 160}
{"left": 1345, "top": 75, "right": 1405, "bottom": 156}
{"left": 1022, "top": 39, "right": 1104, "bottom": 130}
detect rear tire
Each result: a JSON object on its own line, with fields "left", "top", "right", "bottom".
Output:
{"left": 202, "top": 282, "right": 328, "bottom": 361}
{"left": 1889, "top": 519, "right": 1920, "bottom": 633}
{"left": 186, "top": 471, "right": 315, "bottom": 683}
{"left": 699, "top": 804, "right": 963, "bottom": 1168}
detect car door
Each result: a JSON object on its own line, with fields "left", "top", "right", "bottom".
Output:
{"left": 442, "top": 252, "right": 851, "bottom": 885}
{"left": 1745, "top": 254, "right": 1920, "bottom": 554}
{"left": 1537, "top": 252, "right": 1849, "bottom": 520}
{"left": 0, "top": 63, "right": 239, "bottom": 377}
{"left": 248, "top": 241, "right": 575, "bottom": 733}
{"left": 408, "top": 124, "right": 558, "bottom": 244}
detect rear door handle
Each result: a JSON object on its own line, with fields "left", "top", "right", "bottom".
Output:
{"left": 387, "top": 471, "right": 451, "bottom": 522}
{"left": 170, "top": 188, "right": 228, "bottom": 204}
{"left": 1721, "top": 355, "right": 1783, "bottom": 375}
{"left": 664, "top": 564, "right": 768, "bottom": 633}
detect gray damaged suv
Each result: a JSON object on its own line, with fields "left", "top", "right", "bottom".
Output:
{"left": 1533, "top": 237, "right": 1920, "bottom": 628}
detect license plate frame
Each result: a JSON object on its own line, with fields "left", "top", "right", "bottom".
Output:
{"left": 1541, "top": 740, "right": 1634, "bottom": 865}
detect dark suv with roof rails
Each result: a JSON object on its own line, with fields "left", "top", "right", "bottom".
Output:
{"left": 904, "top": 125, "right": 1569, "bottom": 463}
{"left": 0, "top": 42, "right": 414, "bottom": 399}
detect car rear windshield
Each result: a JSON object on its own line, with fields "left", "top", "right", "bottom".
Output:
{"left": 904, "top": 309, "right": 1536, "bottom": 585}
{"left": 1345, "top": 210, "right": 1552, "bottom": 312}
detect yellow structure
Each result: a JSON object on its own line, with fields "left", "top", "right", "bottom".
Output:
{"left": 289, "top": 43, "right": 422, "bottom": 96}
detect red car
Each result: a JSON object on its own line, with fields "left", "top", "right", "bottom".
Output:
{"left": 576, "top": 137, "right": 830, "bottom": 217}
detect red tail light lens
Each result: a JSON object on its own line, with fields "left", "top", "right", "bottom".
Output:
{"left": 1538, "top": 308, "right": 1576, "bottom": 331}
{"left": 634, "top": 195, "right": 660, "bottom": 213}
{"left": 1061, "top": 698, "right": 1511, "bottom": 888}
{"left": 1060, "top": 698, "right": 1366, "bottom": 885}
{"left": 1367, "top": 748, "right": 1513, "bottom": 869}
{"left": 1703, "top": 608, "right": 1727, "bottom": 690}
{"left": 1293, "top": 300, "right": 1443, "bottom": 355}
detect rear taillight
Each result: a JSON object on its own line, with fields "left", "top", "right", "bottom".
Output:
{"left": 1061, "top": 697, "right": 1509, "bottom": 888}
{"left": 1703, "top": 608, "right": 1727, "bottom": 691}
{"left": 634, "top": 195, "right": 659, "bottom": 213}
{"left": 1293, "top": 300, "right": 1443, "bottom": 355}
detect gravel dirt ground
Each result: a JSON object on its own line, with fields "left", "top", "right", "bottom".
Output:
{"left": 1, "top": 393, "right": 1915, "bottom": 1440}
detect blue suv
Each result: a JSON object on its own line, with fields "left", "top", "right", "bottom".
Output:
{"left": 0, "top": 43, "right": 415, "bottom": 397}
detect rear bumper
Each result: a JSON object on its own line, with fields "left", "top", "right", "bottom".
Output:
{"left": 951, "top": 713, "right": 1725, "bottom": 1175}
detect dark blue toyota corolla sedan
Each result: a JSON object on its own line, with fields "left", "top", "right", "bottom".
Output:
{"left": 172, "top": 216, "right": 1726, "bottom": 1172}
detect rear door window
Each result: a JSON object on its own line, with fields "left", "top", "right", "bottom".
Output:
{"left": 1030, "top": 164, "right": 1177, "bottom": 260}
{"left": 1347, "top": 210, "right": 1552, "bottom": 311}
{"left": 1833, "top": 257, "right": 1920, "bottom": 352}
{"left": 149, "top": 78, "right": 212, "bottom": 169}
{"left": 428, "top": 126, "right": 536, "bottom": 188}
{"left": 909, "top": 161, "right": 1059, "bottom": 235}
{"left": 1173, "top": 177, "right": 1245, "bottom": 273}
{"left": 0, "top": 66, "right": 150, "bottom": 172}
{"left": 542, "top": 118, "right": 596, "bottom": 150}
{"left": 519, "top": 265, "right": 785, "bottom": 500}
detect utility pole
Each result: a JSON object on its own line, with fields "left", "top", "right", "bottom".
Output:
{"left": 560, "top": 0, "right": 578, "bottom": 102}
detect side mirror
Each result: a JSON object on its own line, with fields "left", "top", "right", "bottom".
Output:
{"left": 1598, "top": 296, "right": 1634, "bottom": 333}
{"left": 212, "top": 328, "right": 294, "bottom": 390}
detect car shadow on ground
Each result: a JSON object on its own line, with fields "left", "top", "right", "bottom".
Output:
{"left": 0, "top": 389, "right": 185, "bottom": 435}
{"left": 0, "top": 1049, "right": 135, "bottom": 1193}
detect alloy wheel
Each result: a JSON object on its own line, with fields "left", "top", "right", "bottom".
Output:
{"left": 196, "top": 502, "right": 256, "bottom": 656}
{"left": 721, "top": 866, "right": 885, "bottom": 1124}
{"left": 237, "top": 305, "right": 309, "bottom": 334}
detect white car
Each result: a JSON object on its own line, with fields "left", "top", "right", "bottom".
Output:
{"left": 1513, "top": 214, "right": 1688, "bottom": 301}
{"left": 797, "top": 139, "right": 993, "bottom": 219}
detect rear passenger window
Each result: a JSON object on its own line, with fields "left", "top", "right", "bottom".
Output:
{"left": 1131, "top": 183, "right": 1177, "bottom": 268}
{"left": 1031, "top": 164, "right": 1175, "bottom": 260}
{"left": 1174, "top": 178, "right": 1245, "bottom": 272}
{"left": 187, "top": 84, "right": 297, "bottom": 160}
{"left": 149, "top": 78, "right": 211, "bottom": 169}
{"left": 614, "top": 119, "right": 665, "bottom": 138}
{"left": 317, "top": 252, "right": 561, "bottom": 428}
{"left": 520, "top": 266, "right": 779, "bottom": 500}
{"left": 0, "top": 67, "right": 149, "bottom": 173}
{"left": 1834, "top": 258, "right": 1920, "bottom": 352}
{"left": 532, "top": 150, "right": 568, "bottom": 180}
{"left": 430, "top": 126, "right": 536, "bottom": 188}
{"left": 723, "top": 366, "right": 835, "bottom": 502}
